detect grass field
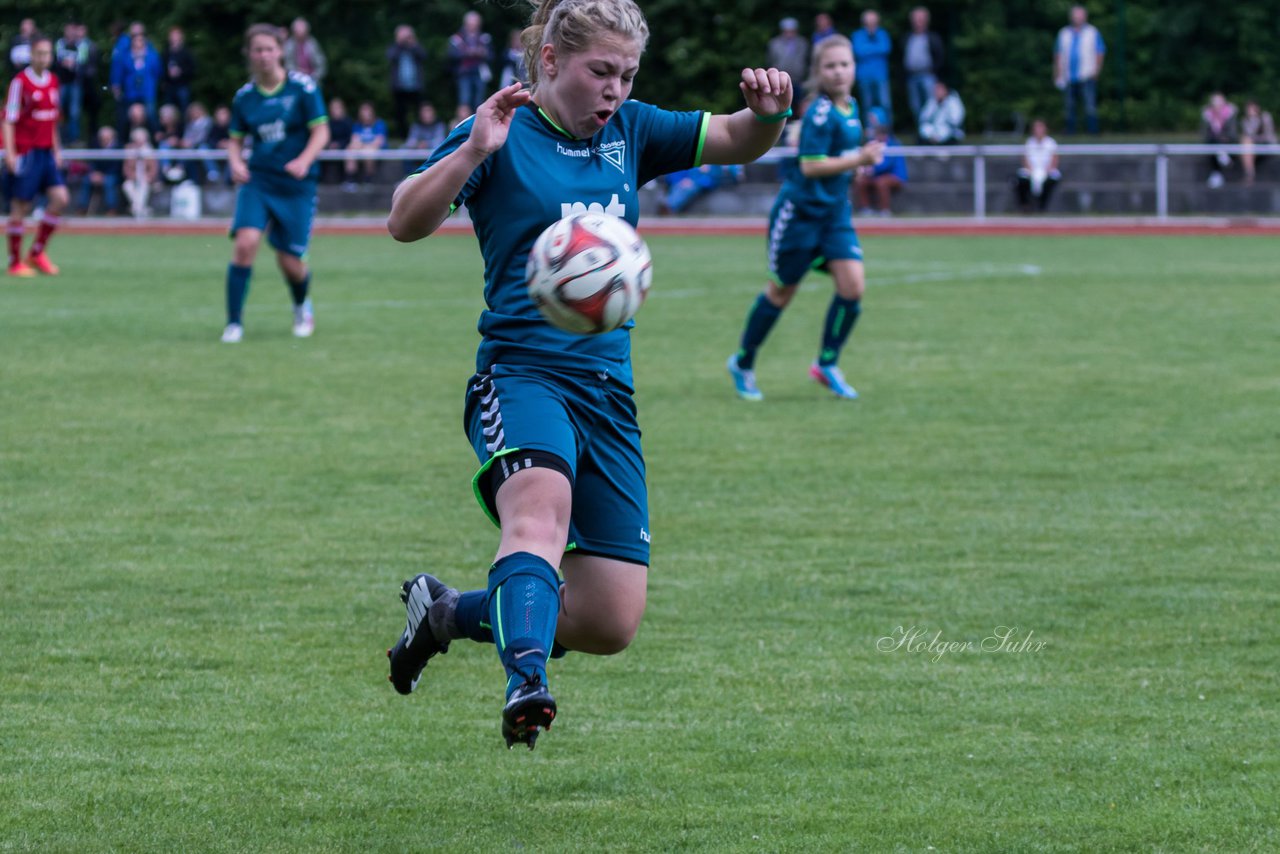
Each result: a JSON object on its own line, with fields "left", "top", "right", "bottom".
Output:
{"left": 2, "top": 232, "right": 1277, "bottom": 852}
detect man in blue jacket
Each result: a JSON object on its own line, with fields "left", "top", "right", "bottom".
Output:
{"left": 852, "top": 10, "right": 892, "bottom": 128}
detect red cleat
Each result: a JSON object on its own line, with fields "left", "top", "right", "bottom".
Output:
{"left": 26, "top": 252, "right": 59, "bottom": 275}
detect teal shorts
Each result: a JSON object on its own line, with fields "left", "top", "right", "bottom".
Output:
{"left": 766, "top": 195, "right": 862, "bottom": 285}
{"left": 464, "top": 363, "right": 650, "bottom": 566}
{"left": 230, "top": 175, "right": 317, "bottom": 258}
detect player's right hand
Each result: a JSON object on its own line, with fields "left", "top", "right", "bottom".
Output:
{"left": 465, "top": 82, "right": 533, "bottom": 157}
{"left": 861, "top": 140, "right": 886, "bottom": 167}
{"left": 230, "top": 161, "right": 251, "bottom": 184}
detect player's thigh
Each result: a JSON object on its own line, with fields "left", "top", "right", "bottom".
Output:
{"left": 231, "top": 182, "right": 270, "bottom": 240}
{"left": 559, "top": 551, "right": 647, "bottom": 653}
{"left": 263, "top": 190, "right": 317, "bottom": 259}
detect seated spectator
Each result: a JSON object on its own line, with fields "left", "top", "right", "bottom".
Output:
{"left": 324, "top": 97, "right": 354, "bottom": 183}
{"left": 1014, "top": 118, "right": 1061, "bottom": 213}
{"left": 918, "top": 80, "right": 965, "bottom": 144}
{"left": 1239, "top": 99, "right": 1275, "bottom": 186}
{"left": 401, "top": 103, "right": 446, "bottom": 173}
{"left": 1201, "top": 92, "right": 1238, "bottom": 189}
{"left": 206, "top": 104, "right": 233, "bottom": 184}
{"left": 78, "top": 126, "right": 123, "bottom": 215}
{"left": 122, "top": 127, "right": 158, "bottom": 218}
{"left": 344, "top": 101, "right": 387, "bottom": 187}
{"left": 124, "top": 101, "right": 153, "bottom": 140}
{"left": 855, "top": 107, "right": 907, "bottom": 216}
{"left": 153, "top": 103, "right": 186, "bottom": 183}
{"left": 182, "top": 102, "right": 214, "bottom": 184}
{"left": 657, "top": 164, "right": 742, "bottom": 215}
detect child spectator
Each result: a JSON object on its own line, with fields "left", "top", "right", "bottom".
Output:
{"left": 78, "top": 126, "right": 123, "bottom": 214}
{"left": 323, "top": 97, "right": 353, "bottom": 183}
{"left": 918, "top": 79, "right": 965, "bottom": 144}
{"left": 153, "top": 103, "right": 185, "bottom": 183}
{"left": 344, "top": 100, "right": 386, "bottom": 187}
{"left": 122, "top": 126, "right": 158, "bottom": 217}
{"left": 855, "top": 107, "right": 907, "bottom": 216}
{"left": 1201, "top": 92, "right": 1238, "bottom": 189}
{"left": 1240, "top": 100, "right": 1276, "bottom": 186}
{"left": 206, "top": 104, "right": 232, "bottom": 183}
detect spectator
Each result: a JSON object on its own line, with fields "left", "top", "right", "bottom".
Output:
{"left": 499, "top": 30, "right": 528, "bottom": 90}
{"left": 54, "top": 22, "right": 86, "bottom": 145}
{"left": 658, "top": 164, "right": 742, "bottom": 215}
{"left": 1240, "top": 99, "right": 1276, "bottom": 186}
{"left": 161, "top": 27, "right": 196, "bottom": 114}
{"left": 852, "top": 10, "right": 892, "bottom": 127}
{"left": 153, "top": 102, "right": 185, "bottom": 183}
{"left": 812, "top": 12, "right": 837, "bottom": 45}
{"left": 9, "top": 17, "right": 36, "bottom": 72}
{"left": 1014, "top": 118, "right": 1061, "bottom": 212}
{"left": 182, "top": 101, "right": 215, "bottom": 183}
{"left": 206, "top": 104, "right": 233, "bottom": 183}
{"left": 387, "top": 25, "right": 427, "bottom": 140}
{"left": 1201, "top": 92, "right": 1238, "bottom": 189}
{"left": 111, "top": 30, "right": 161, "bottom": 134}
{"left": 903, "top": 7, "right": 944, "bottom": 123}
{"left": 122, "top": 125, "right": 157, "bottom": 217}
{"left": 918, "top": 79, "right": 964, "bottom": 144}
{"left": 403, "top": 102, "right": 446, "bottom": 153}
{"left": 344, "top": 100, "right": 385, "bottom": 187}
{"left": 767, "top": 18, "right": 808, "bottom": 100}
{"left": 855, "top": 107, "right": 907, "bottom": 216}
{"left": 75, "top": 24, "right": 102, "bottom": 142}
{"left": 78, "top": 125, "right": 123, "bottom": 214}
{"left": 124, "top": 102, "right": 153, "bottom": 141}
{"left": 1054, "top": 5, "right": 1105, "bottom": 135}
{"left": 448, "top": 11, "right": 493, "bottom": 117}
{"left": 284, "top": 17, "right": 327, "bottom": 85}
{"left": 323, "top": 96, "right": 353, "bottom": 183}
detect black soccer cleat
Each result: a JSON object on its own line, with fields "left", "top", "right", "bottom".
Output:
{"left": 387, "top": 573, "right": 450, "bottom": 695}
{"left": 501, "top": 675, "right": 557, "bottom": 750}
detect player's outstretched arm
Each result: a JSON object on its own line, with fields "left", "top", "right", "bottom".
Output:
{"left": 388, "top": 82, "right": 532, "bottom": 242}
{"left": 798, "top": 139, "right": 886, "bottom": 178}
{"left": 699, "top": 68, "right": 793, "bottom": 166}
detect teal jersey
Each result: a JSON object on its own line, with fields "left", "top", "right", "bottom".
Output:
{"left": 416, "top": 101, "right": 708, "bottom": 389}
{"left": 779, "top": 94, "right": 864, "bottom": 212}
{"left": 229, "top": 71, "right": 327, "bottom": 188}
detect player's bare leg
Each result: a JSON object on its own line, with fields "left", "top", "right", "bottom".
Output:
{"left": 556, "top": 553, "right": 646, "bottom": 655}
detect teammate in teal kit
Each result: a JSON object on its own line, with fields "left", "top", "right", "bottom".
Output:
{"left": 384, "top": 0, "right": 793, "bottom": 748}
{"left": 221, "top": 24, "right": 329, "bottom": 344}
{"left": 727, "top": 35, "right": 884, "bottom": 401}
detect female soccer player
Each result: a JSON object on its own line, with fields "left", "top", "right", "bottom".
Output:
{"left": 221, "top": 24, "right": 329, "bottom": 343}
{"left": 726, "top": 35, "right": 884, "bottom": 401}
{"left": 385, "top": 0, "right": 792, "bottom": 749}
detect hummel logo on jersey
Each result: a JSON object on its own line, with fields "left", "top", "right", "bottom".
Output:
{"left": 556, "top": 142, "right": 590, "bottom": 158}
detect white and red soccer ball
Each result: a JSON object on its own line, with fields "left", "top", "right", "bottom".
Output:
{"left": 526, "top": 212, "right": 652, "bottom": 335}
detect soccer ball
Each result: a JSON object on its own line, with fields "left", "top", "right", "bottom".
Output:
{"left": 526, "top": 212, "right": 652, "bottom": 335}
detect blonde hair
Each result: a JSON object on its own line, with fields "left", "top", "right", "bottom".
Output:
{"left": 805, "top": 34, "right": 853, "bottom": 97}
{"left": 521, "top": 0, "right": 649, "bottom": 90}
{"left": 244, "top": 23, "right": 284, "bottom": 50}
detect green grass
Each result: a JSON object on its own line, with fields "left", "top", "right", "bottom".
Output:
{"left": 2, "top": 233, "right": 1277, "bottom": 852}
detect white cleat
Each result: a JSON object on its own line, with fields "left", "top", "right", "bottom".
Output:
{"left": 221, "top": 323, "right": 243, "bottom": 343}
{"left": 292, "top": 300, "right": 315, "bottom": 338}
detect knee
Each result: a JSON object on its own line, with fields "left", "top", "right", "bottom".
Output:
{"left": 582, "top": 607, "right": 644, "bottom": 655}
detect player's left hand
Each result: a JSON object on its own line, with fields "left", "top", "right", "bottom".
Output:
{"left": 283, "top": 158, "right": 309, "bottom": 180}
{"left": 739, "top": 68, "right": 793, "bottom": 119}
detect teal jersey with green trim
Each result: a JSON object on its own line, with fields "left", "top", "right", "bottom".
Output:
{"left": 779, "top": 94, "right": 864, "bottom": 212}
{"left": 229, "top": 71, "right": 327, "bottom": 186}
{"left": 415, "top": 100, "right": 707, "bottom": 389}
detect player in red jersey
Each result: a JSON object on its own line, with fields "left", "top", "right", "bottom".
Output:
{"left": 4, "top": 35, "right": 67, "bottom": 277}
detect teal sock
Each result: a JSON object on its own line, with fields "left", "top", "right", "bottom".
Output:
{"left": 453, "top": 589, "right": 493, "bottom": 644}
{"left": 286, "top": 272, "right": 310, "bottom": 307}
{"left": 226, "top": 264, "right": 251, "bottom": 325}
{"left": 737, "top": 293, "right": 783, "bottom": 370}
{"left": 819, "top": 296, "right": 861, "bottom": 366}
{"left": 487, "top": 552, "right": 560, "bottom": 698}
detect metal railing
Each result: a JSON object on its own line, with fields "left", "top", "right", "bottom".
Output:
{"left": 59, "top": 142, "right": 1280, "bottom": 220}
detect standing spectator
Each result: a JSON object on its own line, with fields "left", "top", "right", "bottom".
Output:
{"left": 1054, "top": 5, "right": 1105, "bottom": 135}
{"left": 111, "top": 31, "right": 161, "bottom": 134}
{"left": 852, "top": 11, "right": 892, "bottom": 127}
{"left": 283, "top": 18, "right": 327, "bottom": 85}
{"left": 4, "top": 34, "right": 68, "bottom": 276}
{"left": 54, "top": 23, "right": 85, "bottom": 145}
{"left": 767, "top": 18, "right": 808, "bottom": 101}
{"left": 1014, "top": 118, "right": 1061, "bottom": 212}
{"left": 344, "top": 100, "right": 386, "bottom": 186}
{"left": 1200, "top": 92, "right": 1238, "bottom": 189}
{"left": 918, "top": 79, "right": 964, "bottom": 144}
{"left": 9, "top": 18, "right": 36, "bottom": 72}
{"left": 498, "top": 30, "right": 528, "bottom": 89}
{"left": 161, "top": 27, "right": 196, "bottom": 115}
{"left": 78, "top": 125, "right": 122, "bottom": 214}
{"left": 447, "top": 11, "right": 493, "bottom": 117}
{"left": 1240, "top": 99, "right": 1276, "bottom": 186}
{"left": 855, "top": 107, "right": 907, "bottom": 216}
{"left": 812, "top": 12, "right": 837, "bottom": 45}
{"left": 386, "top": 25, "right": 427, "bottom": 140}
{"left": 903, "top": 7, "right": 944, "bottom": 123}
{"left": 322, "top": 96, "right": 352, "bottom": 183}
